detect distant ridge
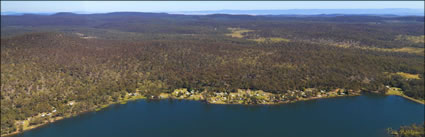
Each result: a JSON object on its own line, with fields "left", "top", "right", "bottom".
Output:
{"left": 172, "top": 9, "right": 425, "bottom": 16}
{"left": 0, "top": 12, "right": 54, "bottom": 16}
{"left": 1, "top": 9, "right": 424, "bottom": 16}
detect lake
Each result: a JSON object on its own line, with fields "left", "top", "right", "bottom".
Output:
{"left": 12, "top": 94, "right": 424, "bottom": 137}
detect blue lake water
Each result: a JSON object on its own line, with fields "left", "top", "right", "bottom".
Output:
{"left": 12, "top": 95, "right": 424, "bottom": 137}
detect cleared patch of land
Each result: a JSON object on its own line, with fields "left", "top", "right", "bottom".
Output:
{"left": 225, "top": 28, "right": 290, "bottom": 43}
{"left": 249, "top": 37, "right": 290, "bottom": 43}
{"left": 225, "top": 28, "right": 254, "bottom": 38}
{"left": 396, "top": 35, "right": 425, "bottom": 44}
{"left": 395, "top": 72, "right": 421, "bottom": 79}
{"left": 386, "top": 87, "right": 403, "bottom": 95}
{"left": 339, "top": 46, "right": 424, "bottom": 56}
{"left": 385, "top": 72, "right": 421, "bottom": 80}
{"left": 314, "top": 39, "right": 424, "bottom": 55}
{"left": 377, "top": 47, "right": 424, "bottom": 56}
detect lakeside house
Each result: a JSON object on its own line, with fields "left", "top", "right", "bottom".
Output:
{"left": 128, "top": 93, "right": 139, "bottom": 96}
{"left": 168, "top": 88, "right": 355, "bottom": 105}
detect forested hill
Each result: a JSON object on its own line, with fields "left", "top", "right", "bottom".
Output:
{"left": 2, "top": 12, "right": 424, "bottom": 48}
{"left": 1, "top": 12, "right": 424, "bottom": 135}
{"left": 1, "top": 12, "right": 424, "bottom": 32}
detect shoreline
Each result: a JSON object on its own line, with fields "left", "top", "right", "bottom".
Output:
{"left": 385, "top": 87, "right": 425, "bottom": 105}
{"left": 2, "top": 95, "right": 147, "bottom": 137}
{"left": 401, "top": 95, "right": 425, "bottom": 105}
{"left": 3, "top": 115, "right": 71, "bottom": 137}
{"left": 389, "top": 94, "right": 425, "bottom": 105}
{"left": 3, "top": 89, "right": 422, "bottom": 137}
{"left": 205, "top": 93, "right": 361, "bottom": 105}
{"left": 0, "top": 90, "right": 356, "bottom": 137}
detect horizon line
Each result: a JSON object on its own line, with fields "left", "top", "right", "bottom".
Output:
{"left": 2, "top": 8, "right": 424, "bottom": 13}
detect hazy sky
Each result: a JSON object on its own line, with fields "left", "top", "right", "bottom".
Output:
{"left": 1, "top": 1, "right": 424, "bottom": 13}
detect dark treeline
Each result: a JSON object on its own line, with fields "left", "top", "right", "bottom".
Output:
{"left": 1, "top": 13, "right": 424, "bottom": 135}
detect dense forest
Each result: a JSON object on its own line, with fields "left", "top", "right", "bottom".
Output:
{"left": 1, "top": 12, "right": 424, "bottom": 135}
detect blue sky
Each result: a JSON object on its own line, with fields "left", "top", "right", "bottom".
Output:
{"left": 1, "top": 1, "right": 424, "bottom": 13}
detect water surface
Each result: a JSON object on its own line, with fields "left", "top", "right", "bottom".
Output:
{"left": 13, "top": 95, "right": 425, "bottom": 137}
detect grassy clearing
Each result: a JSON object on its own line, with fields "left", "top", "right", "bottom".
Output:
{"left": 396, "top": 35, "right": 425, "bottom": 44}
{"left": 334, "top": 44, "right": 424, "bottom": 56}
{"left": 249, "top": 37, "right": 290, "bottom": 43}
{"left": 395, "top": 72, "right": 421, "bottom": 79}
{"left": 225, "top": 28, "right": 254, "bottom": 38}
{"left": 95, "top": 94, "right": 147, "bottom": 111}
{"left": 387, "top": 87, "right": 403, "bottom": 95}
{"left": 187, "top": 94, "right": 203, "bottom": 100}
{"left": 382, "top": 47, "right": 424, "bottom": 55}
{"left": 159, "top": 93, "right": 170, "bottom": 98}
{"left": 358, "top": 47, "right": 424, "bottom": 55}
{"left": 385, "top": 72, "right": 421, "bottom": 80}
{"left": 21, "top": 120, "right": 29, "bottom": 130}
{"left": 225, "top": 28, "right": 290, "bottom": 44}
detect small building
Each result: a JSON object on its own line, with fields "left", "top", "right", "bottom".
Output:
{"left": 68, "top": 102, "right": 75, "bottom": 106}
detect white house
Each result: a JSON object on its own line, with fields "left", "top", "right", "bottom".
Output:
{"left": 68, "top": 102, "right": 75, "bottom": 106}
